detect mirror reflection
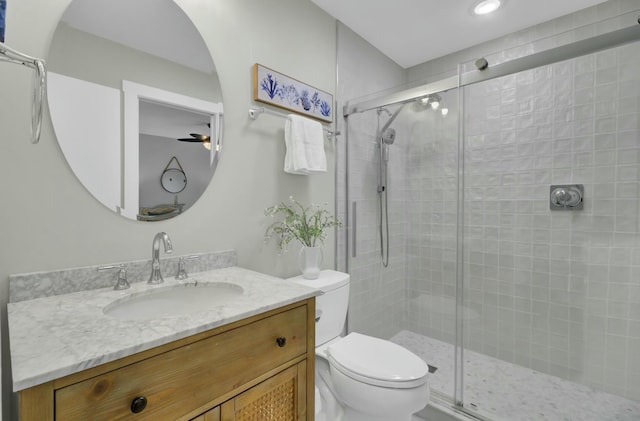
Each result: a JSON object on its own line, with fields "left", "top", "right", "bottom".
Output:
{"left": 47, "top": 0, "right": 223, "bottom": 221}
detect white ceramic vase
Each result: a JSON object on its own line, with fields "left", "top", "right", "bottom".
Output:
{"left": 298, "top": 246, "right": 323, "bottom": 280}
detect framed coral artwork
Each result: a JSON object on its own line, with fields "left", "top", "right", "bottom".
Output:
{"left": 0, "top": 0, "right": 6, "bottom": 42}
{"left": 253, "top": 63, "right": 333, "bottom": 123}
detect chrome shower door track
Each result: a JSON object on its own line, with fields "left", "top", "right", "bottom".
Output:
{"left": 343, "top": 23, "right": 640, "bottom": 116}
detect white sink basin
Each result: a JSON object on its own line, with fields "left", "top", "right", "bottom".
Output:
{"left": 103, "top": 282, "right": 244, "bottom": 320}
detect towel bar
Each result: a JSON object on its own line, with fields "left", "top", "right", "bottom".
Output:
{"left": 248, "top": 107, "right": 339, "bottom": 138}
{"left": 0, "top": 41, "right": 47, "bottom": 144}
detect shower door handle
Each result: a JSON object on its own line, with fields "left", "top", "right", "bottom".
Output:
{"left": 352, "top": 201, "right": 357, "bottom": 258}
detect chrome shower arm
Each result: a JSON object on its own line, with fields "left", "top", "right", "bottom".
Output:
{"left": 380, "top": 103, "right": 406, "bottom": 133}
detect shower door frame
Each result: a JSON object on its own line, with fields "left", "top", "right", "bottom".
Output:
{"left": 344, "top": 24, "right": 640, "bottom": 116}
{"left": 342, "top": 22, "right": 640, "bottom": 417}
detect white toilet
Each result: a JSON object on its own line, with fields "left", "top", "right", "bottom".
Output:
{"left": 289, "top": 270, "right": 430, "bottom": 421}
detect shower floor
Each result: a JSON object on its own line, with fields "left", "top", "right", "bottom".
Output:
{"left": 390, "top": 330, "right": 640, "bottom": 421}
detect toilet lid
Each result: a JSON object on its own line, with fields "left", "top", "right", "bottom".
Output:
{"left": 327, "top": 333, "right": 429, "bottom": 388}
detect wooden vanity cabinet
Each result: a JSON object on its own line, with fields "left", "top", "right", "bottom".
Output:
{"left": 18, "top": 299, "right": 315, "bottom": 421}
{"left": 193, "top": 362, "right": 306, "bottom": 421}
{"left": 192, "top": 407, "right": 221, "bottom": 421}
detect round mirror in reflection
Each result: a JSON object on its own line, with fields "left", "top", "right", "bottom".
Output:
{"left": 47, "top": 0, "right": 223, "bottom": 221}
{"left": 161, "top": 169, "right": 187, "bottom": 194}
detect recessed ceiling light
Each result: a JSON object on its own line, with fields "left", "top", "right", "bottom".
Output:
{"left": 473, "top": 0, "right": 501, "bottom": 15}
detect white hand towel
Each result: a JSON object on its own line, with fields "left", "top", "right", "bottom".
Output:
{"left": 284, "top": 114, "right": 327, "bottom": 175}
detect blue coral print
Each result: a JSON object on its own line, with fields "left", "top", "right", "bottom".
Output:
{"left": 0, "top": 0, "right": 6, "bottom": 42}
{"left": 300, "top": 90, "right": 312, "bottom": 111}
{"left": 311, "top": 92, "right": 321, "bottom": 112}
{"left": 279, "top": 84, "right": 300, "bottom": 106}
{"left": 256, "top": 65, "right": 333, "bottom": 121}
{"left": 320, "top": 101, "right": 331, "bottom": 117}
{"left": 260, "top": 74, "right": 279, "bottom": 100}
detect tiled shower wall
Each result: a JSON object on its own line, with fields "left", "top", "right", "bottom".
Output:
{"left": 402, "top": 0, "right": 640, "bottom": 401}
{"left": 345, "top": 106, "right": 414, "bottom": 340}
{"left": 336, "top": 23, "right": 409, "bottom": 339}
{"left": 463, "top": 44, "right": 640, "bottom": 400}
{"left": 404, "top": 94, "right": 460, "bottom": 345}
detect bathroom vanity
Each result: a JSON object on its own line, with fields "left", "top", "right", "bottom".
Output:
{"left": 9, "top": 266, "right": 317, "bottom": 420}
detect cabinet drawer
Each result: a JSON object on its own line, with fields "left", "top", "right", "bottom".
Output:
{"left": 55, "top": 305, "right": 307, "bottom": 420}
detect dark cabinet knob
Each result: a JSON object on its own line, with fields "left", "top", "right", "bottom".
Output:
{"left": 276, "top": 337, "right": 287, "bottom": 347}
{"left": 130, "top": 396, "right": 148, "bottom": 413}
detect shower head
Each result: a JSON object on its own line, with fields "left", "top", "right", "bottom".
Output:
{"left": 382, "top": 127, "right": 396, "bottom": 145}
{"left": 381, "top": 128, "right": 395, "bottom": 163}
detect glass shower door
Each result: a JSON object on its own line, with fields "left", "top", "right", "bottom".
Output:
{"left": 343, "top": 86, "right": 463, "bottom": 409}
{"left": 344, "top": 102, "right": 412, "bottom": 341}
{"left": 458, "top": 38, "right": 640, "bottom": 421}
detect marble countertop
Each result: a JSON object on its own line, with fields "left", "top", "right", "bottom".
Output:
{"left": 8, "top": 266, "right": 317, "bottom": 392}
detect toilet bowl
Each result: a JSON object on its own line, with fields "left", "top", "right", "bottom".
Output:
{"left": 289, "top": 270, "right": 430, "bottom": 421}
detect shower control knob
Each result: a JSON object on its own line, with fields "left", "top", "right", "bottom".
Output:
{"left": 553, "top": 189, "right": 570, "bottom": 204}
{"left": 550, "top": 184, "right": 584, "bottom": 210}
{"left": 130, "top": 396, "right": 147, "bottom": 413}
{"left": 276, "top": 337, "right": 287, "bottom": 347}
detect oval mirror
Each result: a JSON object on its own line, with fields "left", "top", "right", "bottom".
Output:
{"left": 47, "top": 0, "right": 223, "bottom": 221}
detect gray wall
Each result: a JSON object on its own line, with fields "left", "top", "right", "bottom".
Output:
{"left": 0, "top": 0, "right": 336, "bottom": 418}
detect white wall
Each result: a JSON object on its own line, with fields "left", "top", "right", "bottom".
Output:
{"left": 0, "top": 0, "right": 336, "bottom": 418}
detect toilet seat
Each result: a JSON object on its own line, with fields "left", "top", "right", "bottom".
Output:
{"left": 327, "top": 332, "right": 429, "bottom": 389}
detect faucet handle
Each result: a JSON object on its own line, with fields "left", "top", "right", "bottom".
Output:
{"left": 98, "top": 264, "right": 130, "bottom": 290}
{"left": 176, "top": 255, "right": 200, "bottom": 280}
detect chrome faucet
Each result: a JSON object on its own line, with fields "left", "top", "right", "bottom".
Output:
{"left": 148, "top": 232, "right": 173, "bottom": 284}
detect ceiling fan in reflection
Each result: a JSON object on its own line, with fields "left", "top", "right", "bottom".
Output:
{"left": 177, "top": 124, "right": 212, "bottom": 150}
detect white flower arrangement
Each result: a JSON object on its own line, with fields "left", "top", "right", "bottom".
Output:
{"left": 264, "top": 196, "right": 341, "bottom": 251}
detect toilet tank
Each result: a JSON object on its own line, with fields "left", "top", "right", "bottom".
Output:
{"left": 288, "top": 270, "right": 350, "bottom": 346}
